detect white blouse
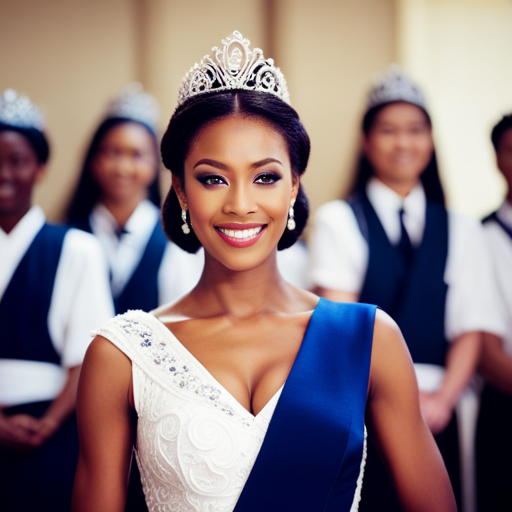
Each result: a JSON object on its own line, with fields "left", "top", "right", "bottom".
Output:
{"left": 0, "top": 206, "right": 115, "bottom": 406}
{"left": 309, "top": 178, "right": 507, "bottom": 342}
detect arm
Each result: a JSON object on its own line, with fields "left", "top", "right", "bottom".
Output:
{"left": 478, "top": 332, "right": 512, "bottom": 394}
{"left": 367, "top": 310, "right": 456, "bottom": 512}
{"left": 420, "top": 331, "right": 481, "bottom": 434}
{"left": 71, "top": 336, "right": 135, "bottom": 512}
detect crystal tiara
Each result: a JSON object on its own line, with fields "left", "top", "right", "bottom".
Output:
{"left": 106, "top": 83, "right": 160, "bottom": 133}
{"left": 367, "top": 64, "right": 426, "bottom": 110}
{"left": 176, "top": 31, "right": 290, "bottom": 108}
{"left": 0, "top": 89, "right": 46, "bottom": 130}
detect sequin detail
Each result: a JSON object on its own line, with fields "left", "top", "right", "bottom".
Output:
{"left": 120, "top": 317, "right": 237, "bottom": 418}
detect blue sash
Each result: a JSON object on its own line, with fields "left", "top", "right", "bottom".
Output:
{"left": 234, "top": 299, "right": 376, "bottom": 511}
{"left": 0, "top": 224, "right": 68, "bottom": 364}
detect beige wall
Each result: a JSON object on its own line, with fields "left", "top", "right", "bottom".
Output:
{"left": 275, "top": 0, "right": 396, "bottom": 218}
{"left": 397, "top": 0, "right": 512, "bottom": 217}
{"left": 0, "top": 0, "right": 137, "bottom": 220}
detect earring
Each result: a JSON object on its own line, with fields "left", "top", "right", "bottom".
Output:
{"left": 287, "top": 203, "right": 296, "bottom": 231}
{"left": 181, "top": 208, "right": 191, "bottom": 234}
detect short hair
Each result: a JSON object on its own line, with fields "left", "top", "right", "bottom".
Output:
{"left": 160, "top": 90, "right": 311, "bottom": 254}
{"left": 350, "top": 101, "right": 445, "bottom": 206}
{"left": 65, "top": 117, "right": 160, "bottom": 224}
{"left": 491, "top": 114, "right": 512, "bottom": 152}
{"left": 0, "top": 123, "right": 49, "bottom": 164}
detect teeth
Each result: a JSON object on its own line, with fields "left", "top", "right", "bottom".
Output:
{"left": 218, "top": 226, "right": 263, "bottom": 239}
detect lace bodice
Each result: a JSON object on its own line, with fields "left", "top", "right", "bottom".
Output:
{"left": 93, "top": 310, "right": 283, "bottom": 512}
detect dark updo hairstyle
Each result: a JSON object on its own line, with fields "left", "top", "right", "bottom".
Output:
{"left": 491, "top": 113, "right": 512, "bottom": 152}
{"left": 0, "top": 122, "right": 50, "bottom": 164}
{"left": 160, "top": 90, "right": 311, "bottom": 254}
{"left": 65, "top": 117, "right": 161, "bottom": 224}
{"left": 350, "top": 101, "right": 445, "bottom": 206}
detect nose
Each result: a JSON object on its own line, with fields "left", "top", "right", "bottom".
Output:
{"left": 394, "top": 129, "right": 411, "bottom": 149}
{"left": 222, "top": 182, "right": 257, "bottom": 216}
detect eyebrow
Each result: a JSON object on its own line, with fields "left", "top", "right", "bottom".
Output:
{"left": 193, "top": 157, "right": 283, "bottom": 170}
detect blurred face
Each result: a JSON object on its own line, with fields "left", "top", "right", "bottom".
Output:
{"left": 364, "top": 102, "right": 434, "bottom": 195}
{"left": 91, "top": 122, "right": 157, "bottom": 204}
{"left": 0, "top": 130, "right": 45, "bottom": 219}
{"left": 176, "top": 115, "right": 298, "bottom": 272}
{"left": 496, "top": 128, "right": 512, "bottom": 190}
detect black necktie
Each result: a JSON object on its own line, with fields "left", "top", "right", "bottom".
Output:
{"left": 398, "top": 208, "right": 414, "bottom": 265}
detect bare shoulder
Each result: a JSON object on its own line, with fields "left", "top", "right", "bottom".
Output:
{"left": 369, "top": 309, "right": 416, "bottom": 399}
{"left": 80, "top": 336, "right": 132, "bottom": 392}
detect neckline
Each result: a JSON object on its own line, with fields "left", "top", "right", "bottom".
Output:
{"left": 145, "top": 299, "right": 322, "bottom": 421}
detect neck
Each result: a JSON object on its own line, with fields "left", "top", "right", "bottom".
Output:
{"left": 0, "top": 204, "right": 31, "bottom": 234}
{"left": 192, "top": 250, "right": 292, "bottom": 318}
{"left": 99, "top": 193, "right": 146, "bottom": 227}
{"left": 375, "top": 177, "right": 417, "bottom": 198}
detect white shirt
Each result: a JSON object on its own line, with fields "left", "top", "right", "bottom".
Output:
{"left": 89, "top": 200, "right": 204, "bottom": 305}
{"left": 0, "top": 206, "right": 115, "bottom": 406}
{"left": 309, "top": 178, "right": 507, "bottom": 342}
{"left": 482, "top": 200, "right": 512, "bottom": 354}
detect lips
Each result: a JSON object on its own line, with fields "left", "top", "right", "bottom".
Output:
{"left": 215, "top": 223, "right": 267, "bottom": 248}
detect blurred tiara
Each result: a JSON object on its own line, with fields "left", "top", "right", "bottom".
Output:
{"left": 106, "top": 83, "right": 160, "bottom": 133}
{"left": 367, "top": 64, "right": 426, "bottom": 110}
{"left": 0, "top": 89, "right": 46, "bottom": 130}
{"left": 176, "top": 31, "right": 290, "bottom": 108}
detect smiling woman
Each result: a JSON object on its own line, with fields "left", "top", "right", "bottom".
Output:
{"left": 72, "top": 33, "right": 456, "bottom": 512}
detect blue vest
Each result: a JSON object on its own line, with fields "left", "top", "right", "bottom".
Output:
{"left": 234, "top": 299, "right": 376, "bottom": 512}
{"left": 71, "top": 217, "right": 168, "bottom": 314}
{"left": 350, "top": 195, "right": 449, "bottom": 366}
{"left": 0, "top": 224, "right": 68, "bottom": 364}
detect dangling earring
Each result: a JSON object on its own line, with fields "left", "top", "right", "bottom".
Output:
{"left": 181, "top": 208, "right": 191, "bottom": 234}
{"left": 287, "top": 201, "right": 296, "bottom": 231}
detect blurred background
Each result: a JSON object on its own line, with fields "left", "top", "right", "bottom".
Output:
{"left": 1, "top": 0, "right": 511, "bottom": 222}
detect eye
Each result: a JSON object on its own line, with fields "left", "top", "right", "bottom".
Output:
{"left": 254, "top": 172, "right": 282, "bottom": 185}
{"left": 198, "top": 174, "right": 227, "bottom": 186}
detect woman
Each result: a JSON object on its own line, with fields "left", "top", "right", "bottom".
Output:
{"left": 72, "top": 33, "right": 455, "bottom": 512}
{"left": 65, "top": 83, "right": 203, "bottom": 314}
{"left": 310, "top": 65, "right": 504, "bottom": 511}
{"left": 0, "top": 89, "right": 114, "bottom": 511}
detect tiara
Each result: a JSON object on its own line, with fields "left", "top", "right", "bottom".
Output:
{"left": 176, "top": 31, "right": 290, "bottom": 108}
{"left": 0, "top": 89, "right": 46, "bottom": 130}
{"left": 367, "top": 64, "right": 426, "bottom": 110}
{"left": 106, "top": 83, "right": 160, "bottom": 132}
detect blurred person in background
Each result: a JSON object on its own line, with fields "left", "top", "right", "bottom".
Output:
{"left": 0, "top": 89, "right": 114, "bottom": 511}
{"left": 476, "top": 113, "right": 512, "bottom": 512}
{"left": 64, "top": 83, "right": 203, "bottom": 512}
{"left": 309, "top": 66, "right": 506, "bottom": 511}
{"left": 65, "top": 83, "right": 204, "bottom": 316}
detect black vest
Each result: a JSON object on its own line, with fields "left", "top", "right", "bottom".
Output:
{"left": 0, "top": 224, "right": 68, "bottom": 364}
{"left": 350, "top": 195, "right": 449, "bottom": 366}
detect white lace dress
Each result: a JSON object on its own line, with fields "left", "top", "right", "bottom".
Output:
{"left": 93, "top": 310, "right": 283, "bottom": 512}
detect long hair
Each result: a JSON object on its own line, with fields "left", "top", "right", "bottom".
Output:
{"left": 350, "top": 102, "right": 445, "bottom": 206}
{"left": 160, "top": 90, "right": 311, "bottom": 254}
{"left": 65, "top": 117, "right": 161, "bottom": 224}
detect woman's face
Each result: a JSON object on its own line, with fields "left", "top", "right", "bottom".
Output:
{"left": 364, "top": 102, "right": 434, "bottom": 193}
{"left": 91, "top": 122, "right": 157, "bottom": 204}
{"left": 0, "top": 130, "right": 45, "bottom": 218}
{"left": 178, "top": 115, "right": 298, "bottom": 272}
